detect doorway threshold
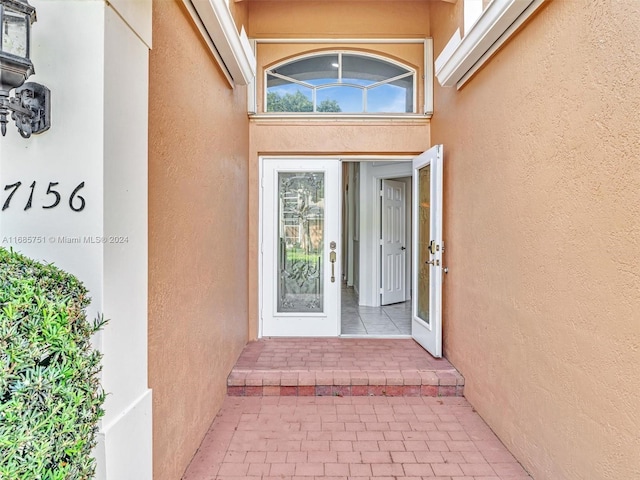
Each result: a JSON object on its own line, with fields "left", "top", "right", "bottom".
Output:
{"left": 340, "top": 334, "right": 412, "bottom": 339}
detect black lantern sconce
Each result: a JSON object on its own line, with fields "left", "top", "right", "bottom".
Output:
{"left": 0, "top": 0, "right": 50, "bottom": 138}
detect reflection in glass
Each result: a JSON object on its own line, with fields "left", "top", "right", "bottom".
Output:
{"left": 265, "top": 52, "right": 416, "bottom": 113}
{"left": 278, "top": 172, "right": 325, "bottom": 313}
{"left": 317, "top": 85, "right": 363, "bottom": 113}
{"left": 273, "top": 54, "right": 338, "bottom": 83}
{"left": 267, "top": 75, "right": 314, "bottom": 112}
{"left": 417, "top": 165, "right": 430, "bottom": 324}
{"left": 368, "top": 83, "right": 411, "bottom": 113}
{"left": 342, "top": 54, "right": 407, "bottom": 85}
{"left": 2, "top": 12, "right": 29, "bottom": 58}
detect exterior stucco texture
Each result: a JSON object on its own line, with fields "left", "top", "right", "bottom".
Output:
{"left": 148, "top": 2, "right": 250, "bottom": 480}
{"left": 430, "top": 1, "right": 640, "bottom": 479}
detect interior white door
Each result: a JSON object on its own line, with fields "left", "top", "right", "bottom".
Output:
{"left": 411, "top": 145, "right": 443, "bottom": 357}
{"left": 261, "top": 159, "right": 341, "bottom": 336}
{"left": 381, "top": 179, "right": 406, "bottom": 305}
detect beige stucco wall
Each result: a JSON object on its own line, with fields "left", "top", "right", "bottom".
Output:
{"left": 248, "top": 0, "right": 430, "bottom": 38}
{"left": 246, "top": 1, "right": 433, "bottom": 338}
{"left": 430, "top": 1, "right": 640, "bottom": 479}
{"left": 148, "top": 1, "right": 250, "bottom": 479}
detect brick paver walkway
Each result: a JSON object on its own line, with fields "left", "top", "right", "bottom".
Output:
{"left": 183, "top": 339, "right": 531, "bottom": 479}
{"left": 228, "top": 339, "right": 465, "bottom": 397}
{"left": 183, "top": 396, "right": 532, "bottom": 479}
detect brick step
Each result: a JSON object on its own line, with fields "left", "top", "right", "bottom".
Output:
{"left": 227, "top": 369, "right": 464, "bottom": 397}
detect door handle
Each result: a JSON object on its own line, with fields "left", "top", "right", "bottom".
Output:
{"left": 329, "top": 241, "right": 337, "bottom": 283}
{"left": 400, "top": 246, "right": 406, "bottom": 250}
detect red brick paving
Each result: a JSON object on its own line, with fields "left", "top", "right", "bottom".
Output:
{"left": 182, "top": 396, "right": 532, "bottom": 479}
{"left": 182, "top": 339, "right": 530, "bottom": 478}
{"left": 233, "top": 338, "right": 449, "bottom": 371}
{"left": 228, "top": 339, "right": 464, "bottom": 397}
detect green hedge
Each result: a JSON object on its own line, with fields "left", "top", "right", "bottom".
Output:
{"left": 0, "top": 248, "right": 106, "bottom": 480}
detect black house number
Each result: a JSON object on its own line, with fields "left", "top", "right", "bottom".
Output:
{"left": 2, "top": 181, "right": 86, "bottom": 212}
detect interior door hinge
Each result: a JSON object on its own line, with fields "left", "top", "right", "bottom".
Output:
{"left": 380, "top": 190, "right": 383, "bottom": 197}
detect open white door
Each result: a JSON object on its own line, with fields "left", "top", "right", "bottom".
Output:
{"left": 381, "top": 179, "right": 407, "bottom": 305}
{"left": 411, "top": 145, "right": 443, "bottom": 357}
{"left": 261, "top": 158, "right": 341, "bottom": 336}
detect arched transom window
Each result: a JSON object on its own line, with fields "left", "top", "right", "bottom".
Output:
{"left": 266, "top": 52, "right": 416, "bottom": 114}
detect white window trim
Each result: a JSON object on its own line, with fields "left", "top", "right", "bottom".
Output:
{"left": 251, "top": 38, "right": 433, "bottom": 118}
{"left": 182, "top": 0, "right": 256, "bottom": 86}
{"left": 435, "top": 0, "right": 546, "bottom": 89}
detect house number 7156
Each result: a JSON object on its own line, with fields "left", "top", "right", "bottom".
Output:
{"left": 2, "top": 181, "right": 86, "bottom": 212}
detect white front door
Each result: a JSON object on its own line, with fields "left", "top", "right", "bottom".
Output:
{"left": 411, "top": 145, "right": 444, "bottom": 357}
{"left": 381, "top": 179, "right": 406, "bottom": 305}
{"left": 261, "top": 158, "right": 341, "bottom": 336}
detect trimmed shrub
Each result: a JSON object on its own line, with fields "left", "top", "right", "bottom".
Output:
{"left": 0, "top": 247, "right": 106, "bottom": 480}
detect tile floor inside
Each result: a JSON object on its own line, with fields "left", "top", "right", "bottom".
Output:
{"left": 341, "top": 284, "right": 411, "bottom": 336}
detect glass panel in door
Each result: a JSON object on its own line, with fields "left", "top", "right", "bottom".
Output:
{"left": 417, "top": 164, "right": 431, "bottom": 325}
{"left": 278, "top": 172, "right": 325, "bottom": 313}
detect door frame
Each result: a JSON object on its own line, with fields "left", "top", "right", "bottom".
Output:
{"left": 380, "top": 178, "right": 409, "bottom": 306}
{"left": 259, "top": 156, "right": 342, "bottom": 337}
{"left": 357, "top": 160, "right": 413, "bottom": 308}
{"left": 258, "top": 155, "right": 416, "bottom": 338}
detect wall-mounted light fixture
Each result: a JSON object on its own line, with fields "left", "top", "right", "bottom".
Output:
{"left": 0, "top": 0, "right": 50, "bottom": 138}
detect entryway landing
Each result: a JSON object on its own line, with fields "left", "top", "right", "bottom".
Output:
{"left": 227, "top": 338, "right": 464, "bottom": 397}
{"left": 184, "top": 339, "right": 533, "bottom": 479}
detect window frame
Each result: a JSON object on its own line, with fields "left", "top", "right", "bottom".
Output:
{"left": 265, "top": 51, "right": 417, "bottom": 114}
{"left": 249, "top": 38, "right": 433, "bottom": 119}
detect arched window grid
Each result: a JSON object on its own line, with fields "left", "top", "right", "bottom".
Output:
{"left": 265, "top": 51, "right": 417, "bottom": 114}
